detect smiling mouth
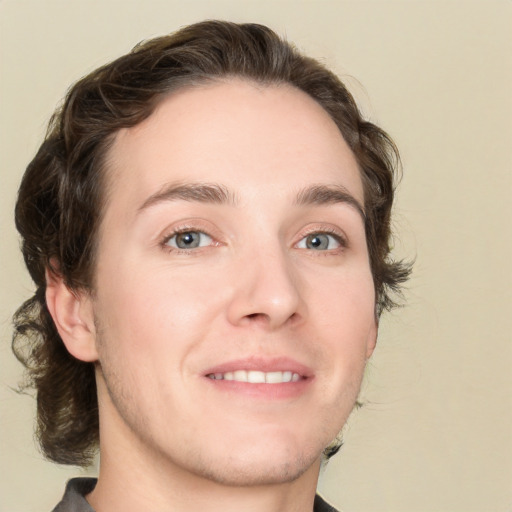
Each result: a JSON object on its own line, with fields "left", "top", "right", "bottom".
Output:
{"left": 207, "top": 370, "right": 302, "bottom": 383}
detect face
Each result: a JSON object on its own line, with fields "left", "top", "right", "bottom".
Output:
{"left": 89, "top": 80, "right": 377, "bottom": 486}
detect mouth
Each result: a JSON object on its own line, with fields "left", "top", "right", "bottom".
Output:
{"left": 203, "top": 357, "right": 313, "bottom": 399}
{"left": 207, "top": 370, "right": 302, "bottom": 383}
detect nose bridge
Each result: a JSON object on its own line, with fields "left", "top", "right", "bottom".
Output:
{"left": 227, "top": 237, "right": 304, "bottom": 329}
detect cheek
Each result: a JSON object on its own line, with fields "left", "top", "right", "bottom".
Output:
{"left": 94, "top": 259, "right": 225, "bottom": 356}
{"left": 92, "top": 263, "right": 222, "bottom": 419}
{"left": 311, "top": 267, "right": 375, "bottom": 384}
{"left": 312, "top": 264, "right": 375, "bottom": 332}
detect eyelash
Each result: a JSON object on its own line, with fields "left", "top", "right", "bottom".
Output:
{"left": 160, "top": 225, "right": 217, "bottom": 253}
{"left": 296, "top": 227, "right": 348, "bottom": 252}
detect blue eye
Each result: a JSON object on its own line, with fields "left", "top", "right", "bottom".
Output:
{"left": 297, "top": 233, "right": 342, "bottom": 251}
{"left": 165, "top": 231, "right": 212, "bottom": 249}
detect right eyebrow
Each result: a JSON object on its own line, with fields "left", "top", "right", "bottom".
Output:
{"left": 137, "top": 182, "right": 238, "bottom": 213}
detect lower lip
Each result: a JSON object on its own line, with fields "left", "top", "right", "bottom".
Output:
{"left": 204, "top": 376, "right": 312, "bottom": 400}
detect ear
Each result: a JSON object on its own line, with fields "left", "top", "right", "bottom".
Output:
{"left": 45, "top": 268, "right": 99, "bottom": 362}
{"left": 365, "top": 318, "right": 378, "bottom": 360}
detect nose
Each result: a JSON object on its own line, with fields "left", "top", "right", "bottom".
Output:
{"left": 226, "top": 247, "right": 305, "bottom": 330}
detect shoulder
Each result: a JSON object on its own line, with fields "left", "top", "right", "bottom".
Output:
{"left": 51, "top": 480, "right": 337, "bottom": 512}
{"left": 314, "top": 494, "right": 341, "bottom": 512}
{"left": 52, "top": 478, "right": 97, "bottom": 512}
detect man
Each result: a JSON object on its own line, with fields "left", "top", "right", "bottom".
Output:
{"left": 13, "top": 20, "right": 410, "bottom": 512}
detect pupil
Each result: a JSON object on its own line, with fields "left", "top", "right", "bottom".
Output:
{"left": 307, "top": 234, "right": 328, "bottom": 250}
{"left": 177, "top": 232, "right": 199, "bottom": 248}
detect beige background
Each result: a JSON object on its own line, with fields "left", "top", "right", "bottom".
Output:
{"left": 1, "top": 1, "right": 510, "bottom": 511}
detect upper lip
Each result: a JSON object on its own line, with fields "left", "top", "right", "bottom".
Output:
{"left": 203, "top": 356, "right": 313, "bottom": 378}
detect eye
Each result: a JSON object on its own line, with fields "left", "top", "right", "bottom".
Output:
{"left": 165, "top": 230, "right": 213, "bottom": 250}
{"left": 296, "top": 233, "right": 342, "bottom": 251}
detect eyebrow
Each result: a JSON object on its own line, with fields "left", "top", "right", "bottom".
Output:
{"left": 294, "top": 184, "right": 366, "bottom": 220}
{"left": 138, "top": 182, "right": 238, "bottom": 212}
{"left": 138, "top": 181, "right": 365, "bottom": 220}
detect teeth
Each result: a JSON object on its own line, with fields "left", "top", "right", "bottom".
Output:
{"left": 247, "top": 371, "right": 265, "bottom": 383}
{"left": 208, "top": 370, "right": 302, "bottom": 383}
{"left": 265, "top": 371, "right": 283, "bottom": 384}
{"left": 233, "top": 370, "right": 247, "bottom": 381}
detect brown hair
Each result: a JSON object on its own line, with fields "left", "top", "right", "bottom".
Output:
{"left": 13, "top": 20, "right": 411, "bottom": 466}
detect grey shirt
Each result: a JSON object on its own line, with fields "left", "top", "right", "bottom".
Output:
{"left": 52, "top": 478, "right": 340, "bottom": 512}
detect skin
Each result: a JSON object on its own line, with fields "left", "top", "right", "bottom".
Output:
{"left": 47, "top": 80, "right": 377, "bottom": 512}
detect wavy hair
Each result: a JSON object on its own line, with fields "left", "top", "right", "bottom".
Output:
{"left": 13, "top": 20, "right": 411, "bottom": 466}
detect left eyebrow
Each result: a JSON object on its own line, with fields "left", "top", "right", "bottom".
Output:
{"left": 294, "top": 184, "right": 366, "bottom": 221}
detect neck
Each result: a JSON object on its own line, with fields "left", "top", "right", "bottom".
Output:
{"left": 88, "top": 443, "right": 320, "bottom": 512}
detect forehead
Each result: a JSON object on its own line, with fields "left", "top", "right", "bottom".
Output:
{"left": 104, "top": 79, "right": 363, "bottom": 214}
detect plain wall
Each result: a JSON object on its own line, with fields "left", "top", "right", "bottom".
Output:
{"left": 1, "top": 1, "right": 510, "bottom": 511}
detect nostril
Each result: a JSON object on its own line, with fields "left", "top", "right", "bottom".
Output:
{"left": 243, "top": 311, "right": 299, "bottom": 328}
{"left": 246, "top": 313, "right": 268, "bottom": 321}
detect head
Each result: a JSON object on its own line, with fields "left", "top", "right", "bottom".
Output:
{"left": 13, "top": 21, "right": 410, "bottom": 469}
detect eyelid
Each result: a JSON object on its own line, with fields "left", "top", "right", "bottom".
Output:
{"left": 294, "top": 225, "right": 349, "bottom": 250}
{"left": 166, "top": 230, "right": 213, "bottom": 249}
{"left": 158, "top": 220, "right": 222, "bottom": 252}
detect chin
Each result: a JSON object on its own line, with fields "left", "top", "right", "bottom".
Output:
{"left": 193, "top": 450, "right": 320, "bottom": 487}
{"left": 178, "top": 433, "right": 324, "bottom": 487}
